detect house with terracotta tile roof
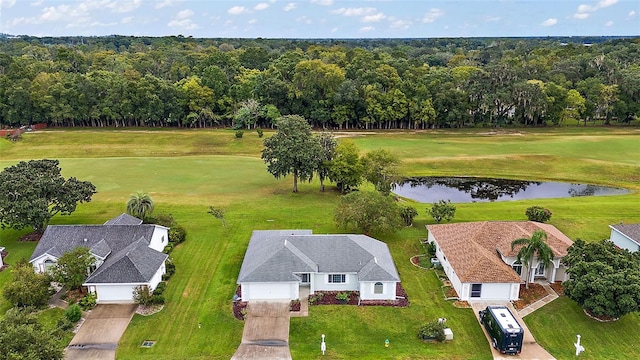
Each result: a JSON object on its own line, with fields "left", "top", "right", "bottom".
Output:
{"left": 609, "top": 223, "right": 640, "bottom": 252}
{"left": 426, "top": 221, "right": 573, "bottom": 301}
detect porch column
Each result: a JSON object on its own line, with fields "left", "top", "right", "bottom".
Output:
{"left": 551, "top": 265, "right": 557, "bottom": 283}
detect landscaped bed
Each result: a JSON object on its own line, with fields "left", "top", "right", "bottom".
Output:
{"left": 512, "top": 283, "right": 548, "bottom": 310}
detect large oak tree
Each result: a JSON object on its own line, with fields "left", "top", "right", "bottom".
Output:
{"left": 261, "top": 115, "right": 322, "bottom": 192}
{"left": 0, "top": 159, "right": 96, "bottom": 232}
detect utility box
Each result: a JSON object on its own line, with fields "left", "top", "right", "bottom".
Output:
{"left": 444, "top": 328, "right": 453, "bottom": 341}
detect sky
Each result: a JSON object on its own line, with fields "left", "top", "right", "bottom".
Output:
{"left": 0, "top": 0, "right": 638, "bottom": 38}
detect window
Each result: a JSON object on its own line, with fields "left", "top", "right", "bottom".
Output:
{"left": 328, "top": 274, "right": 346, "bottom": 283}
{"left": 43, "top": 259, "right": 56, "bottom": 273}
{"left": 471, "top": 284, "right": 482, "bottom": 298}
{"left": 512, "top": 262, "right": 522, "bottom": 276}
{"left": 300, "top": 273, "right": 310, "bottom": 283}
{"left": 535, "top": 262, "right": 545, "bottom": 276}
{"left": 374, "top": 282, "right": 383, "bottom": 294}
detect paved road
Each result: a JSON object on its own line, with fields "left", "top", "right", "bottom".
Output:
{"left": 65, "top": 304, "right": 137, "bottom": 360}
{"left": 470, "top": 301, "right": 555, "bottom": 360}
{"left": 232, "top": 301, "right": 293, "bottom": 360}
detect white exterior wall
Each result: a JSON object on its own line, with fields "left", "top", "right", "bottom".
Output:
{"left": 0, "top": 247, "right": 4, "bottom": 267}
{"left": 241, "top": 282, "right": 298, "bottom": 301}
{"left": 429, "top": 232, "right": 464, "bottom": 301}
{"left": 312, "top": 273, "right": 359, "bottom": 292}
{"left": 359, "top": 281, "right": 397, "bottom": 300}
{"left": 149, "top": 226, "right": 170, "bottom": 252}
{"left": 610, "top": 229, "right": 640, "bottom": 252}
{"left": 461, "top": 282, "right": 519, "bottom": 301}
{"left": 148, "top": 262, "right": 166, "bottom": 291}
{"left": 31, "top": 254, "right": 59, "bottom": 273}
{"left": 93, "top": 284, "right": 141, "bottom": 303}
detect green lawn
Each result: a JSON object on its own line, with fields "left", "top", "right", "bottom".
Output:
{"left": 1, "top": 127, "right": 639, "bottom": 359}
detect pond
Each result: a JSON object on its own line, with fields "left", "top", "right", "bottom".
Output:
{"left": 392, "top": 176, "right": 629, "bottom": 203}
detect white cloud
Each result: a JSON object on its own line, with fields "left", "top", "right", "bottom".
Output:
{"left": 629, "top": 10, "right": 636, "bottom": 17}
{"left": 177, "top": 9, "right": 193, "bottom": 19}
{"left": 311, "top": 0, "right": 333, "bottom": 5}
{"left": 362, "top": 12, "right": 385, "bottom": 22}
{"left": 332, "top": 7, "right": 376, "bottom": 16}
{"left": 30, "top": 0, "right": 43, "bottom": 6}
{"left": 248, "top": 18, "right": 257, "bottom": 24}
{"left": 484, "top": 16, "right": 501, "bottom": 22}
{"left": 541, "top": 18, "right": 557, "bottom": 26}
{"left": 40, "top": 5, "right": 69, "bottom": 21}
{"left": 254, "top": 3, "right": 269, "bottom": 11}
{"left": 121, "top": 16, "right": 133, "bottom": 24}
{"left": 228, "top": 6, "right": 248, "bottom": 15}
{"left": 605, "top": 20, "right": 614, "bottom": 26}
{"left": 156, "top": 0, "right": 181, "bottom": 9}
{"left": 296, "top": 15, "right": 313, "bottom": 24}
{"left": 331, "top": 27, "right": 338, "bottom": 33}
{"left": 106, "top": 0, "right": 142, "bottom": 14}
{"left": 168, "top": 18, "right": 199, "bottom": 30}
{"left": 0, "top": 0, "right": 16, "bottom": 8}
{"left": 283, "top": 3, "right": 296, "bottom": 11}
{"left": 360, "top": 26, "right": 374, "bottom": 32}
{"left": 574, "top": 0, "right": 618, "bottom": 19}
{"left": 389, "top": 19, "right": 411, "bottom": 30}
{"left": 423, "top": 8, "right": 443, "bottom": 23}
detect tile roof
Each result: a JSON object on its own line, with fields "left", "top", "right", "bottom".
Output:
{"left": 238, "top": 230, "right": 400, "bottom": 283}
{"left": 610, "top": 224, "right": 640, "bottom": 244}
{"left": 426, "top": 221, "right": 573, "bottom": 284}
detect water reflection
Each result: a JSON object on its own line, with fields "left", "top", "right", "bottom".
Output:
{"left": 393, "top": 176, "right": 629, "bottom": 203}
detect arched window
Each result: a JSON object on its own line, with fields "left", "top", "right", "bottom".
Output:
{"left": 44, "top": 259, "right": 56, "bottom": 273}
{"left": 512, "top": 261, "right": 522, "bottom": 276}
{"left": 374, "top": 282, "right": 383, "bottom": 294}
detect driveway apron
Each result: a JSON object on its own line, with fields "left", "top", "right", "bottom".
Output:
{"left": 65, "top": 304, "right": 137, "bottom": 360}
{"left": 470, "top": 301, "right": 555, "bottom": 360}
{"left": 232, "top": 300, "right": 293, "bottom": 360}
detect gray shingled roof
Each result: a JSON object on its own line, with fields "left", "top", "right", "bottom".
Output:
{"left": 610, "top": 223, "right": 640, "bottom": 244}
{"left": 104, "top": 213, "right": 143, "bottom": 225}
{"left": 238, "top": 230, "right": 400, "bottom": 283}
{"left": 30, "top": 214, "right": 166, "bottom": 285}
{"left": 85, "top": 238, "right": 168, "bottom": 284}
{"left": 30, "top": 224, "right": 156, "bottom": 261}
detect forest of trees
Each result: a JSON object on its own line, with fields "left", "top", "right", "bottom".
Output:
{"left": 0, "top": 35, "right": 638, "bottom": 129}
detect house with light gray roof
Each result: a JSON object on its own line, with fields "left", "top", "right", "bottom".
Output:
{"left": 29, "top": 213, "right": 168, "bottom": 303}
{"left": 237, "top": 230, "right": 400, "bottom": 301}
{"left": 609, "top": 223, "right": 640, "bottom": 252}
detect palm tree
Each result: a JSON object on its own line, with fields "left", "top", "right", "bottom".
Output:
{"left": 126, "top": 192, "right": 154, "bottom": 220}
{"left": 510, "top": 230, "right": 554, "bottom": 289}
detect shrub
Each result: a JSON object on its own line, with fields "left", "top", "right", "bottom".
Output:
{"left": 163, "top": 243, "right": 174, "bottom": 254}
{"left": 400, "top": 205, "right": 418, "bottom": 226}
{"left": 336, "top": 292, "right": 350, "bottom": 303}
{"left": 525, "top": 206, "right": 552, "bottom": 223}
{"left": 162, "top": 260, "right": 176, "bottom": 281}
{"left": 153, "top": 282, "right": 167, "bottom": 296}
{"left": 418, "top": 320, "right": 446, "bottom": 342}
{"left": 133, "top": 285, "right": 154, "bottom": 306}
{"left": 57, "top": 317, "right": 75, "bottom": 331}
{"left": 169, "top": 226, "right": 187, "bottom": 244}
{"left": 78, "top": 293, "right": 97, "bottom": 310}
{"left": 145, "top": 214, "right": 176, "bottom": 227}
{"left": 151, "top": 294, "right": 165, "bottom": 305}
{"left": 308, "top": 293, "right": 323, "bottom": 305}
{"left": 235, "top": 130, "right": 244, "bottom": 138}
{"left": 256, "top": 128, "right": 264, "bottom": 138}
{"left": 65, "top": 304, "right": 82, "bottom": 323}
{"left": 429, "top": 200, "right": 456, "bottom": 223}
{"left": 426, "top": 241, "right": 436, "bottom": 256}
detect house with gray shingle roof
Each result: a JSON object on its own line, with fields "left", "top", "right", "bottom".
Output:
{"left": 29, "top": 214, "right": 169, "bottom": 303}
{"left": 609, "top": 223, "right": 640, "bottom": 252}
{"left": 426, "top": 221, "right": 573, "bottom": 301}
{"left": 237, "top": 230, "right": 400, "bottom": 301}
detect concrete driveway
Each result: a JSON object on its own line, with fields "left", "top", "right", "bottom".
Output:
{"left": 65, "top": 304, "right": 137, "bottom": 360}
{"left": 232, "top": 301, "right": 292, "bottom": 360}
{"left": 470, "top": 301, "right": 555, "bottom": 360}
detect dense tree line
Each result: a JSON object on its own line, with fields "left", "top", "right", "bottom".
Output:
{"left": 0, "top": 36, "right": 638, "bottom": 129}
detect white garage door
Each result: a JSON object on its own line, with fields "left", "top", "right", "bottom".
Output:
{"left": 95, "top": 285, "right": 136, "bottom": 303}
{"left": 247, "top": 283, "right": 293, "bottom": 300}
